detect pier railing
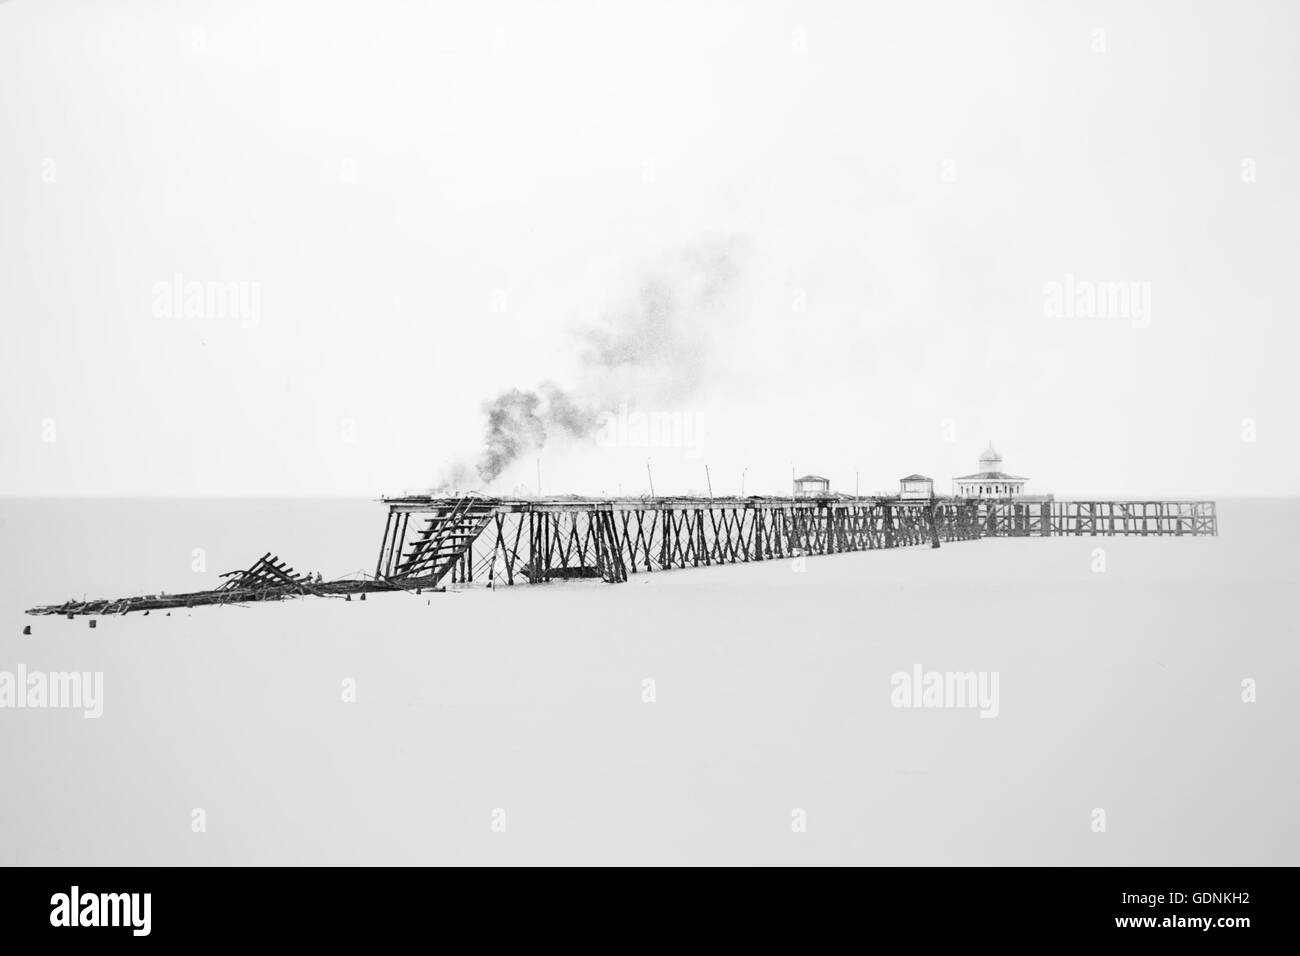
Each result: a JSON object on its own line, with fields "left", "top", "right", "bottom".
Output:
{"left": 976, "top": 499, "right": 1217, "bottom": 538}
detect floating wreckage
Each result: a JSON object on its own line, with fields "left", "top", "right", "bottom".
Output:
{"left": 25, "top": 552, "right": 413, "bottom": 618}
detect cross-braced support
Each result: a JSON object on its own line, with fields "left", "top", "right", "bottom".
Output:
{"left": 376, "top": 494, "right": 1217, "bottom": 588}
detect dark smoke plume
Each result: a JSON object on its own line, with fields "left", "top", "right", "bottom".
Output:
{"left": 472, "top": 383, "right": 599, "bottom": 484}
{"left": 437, "top": 237, "right": 745, "bottom": 492}
{"left": 479, "top": 389, "right": 547, "bottom": 483}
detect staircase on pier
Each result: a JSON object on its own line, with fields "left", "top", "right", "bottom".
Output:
{"left": 388, "top": 496, "right": 495, "bottom": 587}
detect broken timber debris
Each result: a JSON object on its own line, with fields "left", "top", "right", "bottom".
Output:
{"left": 26, "top": 552, "right": 403, "bottom": 618}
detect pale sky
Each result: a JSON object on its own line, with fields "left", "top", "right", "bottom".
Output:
{"left": 2, "top": 0, "right": 1297, "bottom": 498}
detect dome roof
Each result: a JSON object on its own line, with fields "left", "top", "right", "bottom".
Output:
{"left": 979, "top": 442, "right": 1001, "bottom": 462}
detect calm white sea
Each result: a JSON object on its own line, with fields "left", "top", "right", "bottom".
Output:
{"left": 1, "top": 497, "right": 1295, "bottom": 865}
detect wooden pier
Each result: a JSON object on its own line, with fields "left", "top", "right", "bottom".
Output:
{"left": 376, "top": 495, "right": 1218, "bottom": 589}
{"left": 25, "top": 495, "right": 1217, "bottom": 617}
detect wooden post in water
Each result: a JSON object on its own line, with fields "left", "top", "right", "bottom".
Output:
{"left": 375, "top": 510, "right": 394, "bottom": 580}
